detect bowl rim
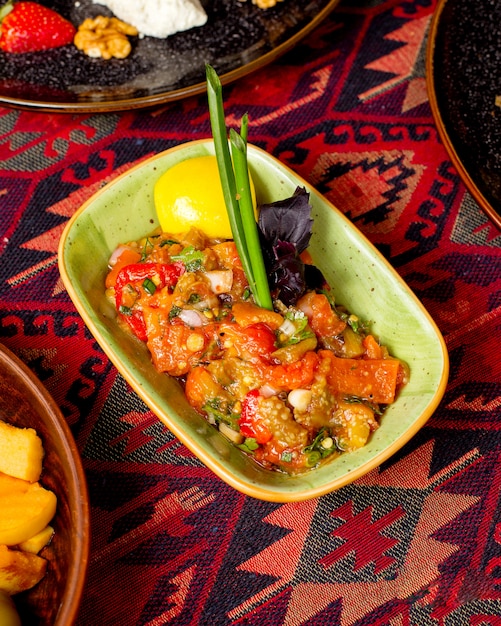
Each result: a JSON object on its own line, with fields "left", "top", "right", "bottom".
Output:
{"left": 0, "top": 0, "right": 342, "bottom": 113}
{"left": 0, "top": 342, "right": 90, "bottom": 624}
{"left": 58, "top": 139, "right": 450, "bottom": 502}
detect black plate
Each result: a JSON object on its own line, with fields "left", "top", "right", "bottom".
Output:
{"left": 0, "top": 0, "right": 340, "bottom": 112}
{"left": 427, "top": 0, "right": 501, "bottom": 229}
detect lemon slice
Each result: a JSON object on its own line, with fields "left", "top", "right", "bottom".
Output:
{"left": 154, "top": 155, "right": 256, "bottom": 239}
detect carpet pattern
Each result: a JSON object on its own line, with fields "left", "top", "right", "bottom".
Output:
{"left": 1, "top": 0, "right": 500, "bottom": 623}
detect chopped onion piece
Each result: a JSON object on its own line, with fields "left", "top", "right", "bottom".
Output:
{"left": 178, "top": 308, "right": 206, "bottom": 328}
{"left": 219, "top": 422, "right": 244, "bottom": 444}
{"left": 205, "top": 270, "right": 233, "bottom": 294}
{"left": 278, "top": 319, "right": 296, "bottom": 337}
{"left": 192, "top": 296, "right": 219, "bottom": 310}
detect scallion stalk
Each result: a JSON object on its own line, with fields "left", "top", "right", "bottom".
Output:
{"left": 205, "top": 64, "right": 273, "bottom": 310}
{"left": 230, "top": 128, "right": 273, "bottom": 310}
{"left": 240, "top": 112, "right": 248, "bottom": 143}
{"left": 206, "top": 65, "right": 254, "bottom": 292}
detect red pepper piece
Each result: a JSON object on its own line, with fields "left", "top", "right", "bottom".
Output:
{"left": 115, "top": 262, "right": 183, "bottom": 303}
{"left": 239, "top": 389, "right": 273, "bottom": 444}
{"left": 124, "top": 309, "right": 148, "bottom": 342}
{"left": 114, "top": 262, "right": 184, "bottom": 340}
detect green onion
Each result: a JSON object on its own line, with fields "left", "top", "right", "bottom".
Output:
{"left": 230, "top": 129, "right": 273, "bottom": 310}
{"left": 281, "top": 450, "right": 293, "bottom": 463}
{"left": 141, "top": 237, "right": 154, "bottom": 261}
{"left": 237, "top": 437, "right": 259, "bottom": 453}
{"left": 171, "top": 245, "right": 204, "bottom": 272}
{"left": 206, "top": 64, "right": 272, "bottom": 310}
{"left": 142, "top": 278, "right": 156, "bottom": 295}
{"left": 305, "top": 450, "right": 321, "bottom": 467}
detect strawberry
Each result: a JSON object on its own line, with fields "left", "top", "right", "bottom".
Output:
{"left": 0, "top": 1, "right": 76, "bottom": 53}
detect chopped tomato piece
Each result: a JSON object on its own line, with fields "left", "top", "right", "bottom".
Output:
{"left": 363, "top": 335, "right": 382, "bottom": 360}
{"left": 238, "top": 389, "right": 272, "bottom": 444}
{"left": 211, "top": 241, "right": 243, "bottom": 269}
{"left": 144, "top": 313, "right": 205, "bottom": 377}
{"left": 297, "top": 292, "right": 346, "bottom": 338}
{"left": 113, "top": 262, "right": 184, "bottom": 340}
{"left": 232, "top": 302, "right": 284, "bottom": 329}
{"left": 219, "top": 322, "right": 276, "bottom": 363}
{"left": 269, "top": 350, "right": 318, "bottom": 390}
{"left": 115, "top": 263, "right": 183, "bottom": 302}
{"left": 185, "top": 367, "right": 228, "bottom": 412}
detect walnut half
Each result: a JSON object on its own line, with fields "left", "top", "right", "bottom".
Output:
{"left": 74, "top": 16, "right": 138, "bottom": 60}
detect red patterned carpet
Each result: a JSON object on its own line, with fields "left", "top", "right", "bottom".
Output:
{"left": 1, "top": 0, "right": 501, "bottom": 624}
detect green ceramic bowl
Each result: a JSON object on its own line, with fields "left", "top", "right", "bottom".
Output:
{"left": 58, "top": 139, "right": 449, "bottom": 502}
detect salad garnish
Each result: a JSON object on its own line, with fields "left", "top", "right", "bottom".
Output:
{"left": 206, "top": 64, "right": 273, "bottom": 311}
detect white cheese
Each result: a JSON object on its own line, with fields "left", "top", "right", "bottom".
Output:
{"left": 92, "top": 0, "right": 208, "bottom": 38}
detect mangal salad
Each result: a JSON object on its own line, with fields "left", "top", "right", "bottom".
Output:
{"left": 103, "top": 67, "right": 409, "bottom": 474}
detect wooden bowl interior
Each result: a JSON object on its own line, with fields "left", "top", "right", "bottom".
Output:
{"left": 0, "top": 344, "right": 89, "bottom": 625}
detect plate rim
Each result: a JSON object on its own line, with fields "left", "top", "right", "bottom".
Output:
{"left": 426, "top": 0, "right": 501, "bottom": 230}
{"left": 0, "top": 0, "right": 341, "bottom": 113}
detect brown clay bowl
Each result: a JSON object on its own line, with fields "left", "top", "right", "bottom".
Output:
{"left": 0, "top": 343, "right": 89, "bottom": 625}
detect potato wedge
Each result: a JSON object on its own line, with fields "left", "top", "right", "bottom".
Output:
{"left": 17, "top": 525, "right": 54, "bottom": 554}
{"left": 0, "top": 421, "right": 44, "bottom": 483}
{"left": 0, "top": 546, "right": 47, "bottom": 595}
{"left": 0, "top": 475, "right": 57, "bottom": 546}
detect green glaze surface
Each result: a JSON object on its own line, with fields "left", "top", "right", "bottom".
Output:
{"left": 58, "top": 140, "right": 449, "bottom": 502}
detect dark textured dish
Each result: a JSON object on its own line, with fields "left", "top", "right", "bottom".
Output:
{"left": 0, "top": 343, "right": 89, "bottom": 625}
{"left": 427, "top": 0, "right": 501, "bottom": 229}
{"left": 0, "top": 0, "right": 341, "bottom": 112}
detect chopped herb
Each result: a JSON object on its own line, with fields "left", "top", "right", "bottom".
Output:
{"left": 304, "top": 427, "right": 337, "bottom": 460}
{"left": 305, "top": 450, "right": 321, "bottom": 467}
{"left": 160, "top": 238, "right": 180, "bottom": 247}
{"left": 278, "top": 309, "right": 315, "bottom": 346}
{"left": 188, "top": 293, "right": 202, "bottom": 304}
{"left": 171, "top": 246, "right": 204, "bottom": 272}
{"left": 346, "top": 315, "right": 361, "bottom": 334}
{"left": 237, "top": 437, "right": 259, "bottom": 453}
{"left": 281, "top": 450, "right": 293, "bottom": 463}
{"left": 142, "top": 277, "right": 156, "bottom": 295}
{"left": 202, "top": 398, "right": 239, "bottom": 429}
{"left": 141, "top": 237, "right": 155, "bottom": 261}
{"left": 118, "top": 305, "right": 131, "bottom": 315}
{"left": 285, "top": 309, "right": 307, "bottom": 323}
{"left": 169, "top": 305, "right": 182, "bottom": 320}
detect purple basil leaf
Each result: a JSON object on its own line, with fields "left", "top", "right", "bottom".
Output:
{"left": 304, "top": 263, "right": 327, "bottom": 291}
{"left": 268, "top": 244, "right": 306, "bottom": 306}
{"left": 258, "top": 187, "right": 326, "bottom": 306}
{"left": 258, "top": 186, "right": 313, "bottom": 254}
